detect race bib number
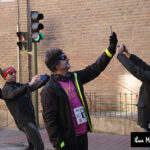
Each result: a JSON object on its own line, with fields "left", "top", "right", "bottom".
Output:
{"left": 73, "top": 106, "right": 87, "bottom": 125}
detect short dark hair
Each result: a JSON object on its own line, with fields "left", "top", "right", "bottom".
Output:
{"left": 45, "top": 48, "right": 64, "bottom": 72}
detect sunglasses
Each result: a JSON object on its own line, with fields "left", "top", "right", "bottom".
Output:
{"left": 58, "top": 55, "right": 68, "bottom": 60}
{"left": 8, "top": 70, "right": 16, "bottom": 75}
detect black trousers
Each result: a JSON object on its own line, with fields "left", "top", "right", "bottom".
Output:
{"left": 23, "top": 122, "right": 44, "bottom": 150}
{"left": 56, "top": 133, "right": 88, "bottom": 150}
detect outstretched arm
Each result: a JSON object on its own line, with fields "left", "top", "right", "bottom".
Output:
{"left": 76, "top": 32, "right": 118, "bottom": 84}
{"left": 2, "top": 75, "right": 49, "bottom": 100}
{"left": 2, "top": 83, "right": 30, "bottom": 100}
{"left": 117, "top": 49, "right": 150, "bottom": 84}
{"left": 30, "top": 74, "right": 50, "bottom": 92}
{"left": 130, "top": 54, "right": 150, "bottom": 71}
{"left": 117, "top": 44, "right": 150, "bottom": 71}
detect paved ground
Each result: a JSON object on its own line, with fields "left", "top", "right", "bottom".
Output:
{"left": 0, "top": 144, "right": 26, "bottom": 150}
{"left": 0, "top": 127, "right": 146, "bottom": 150}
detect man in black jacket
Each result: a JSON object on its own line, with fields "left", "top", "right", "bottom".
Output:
{"left": 40, "top": 32, "right": 118, "bottom": 150}
{"left": 117, "top": 45, "right": 150, "bottom": 140}
{"left": 1, "top": 67, "right": 49, "bottom": 150}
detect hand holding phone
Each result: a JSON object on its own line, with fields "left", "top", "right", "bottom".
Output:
{"left": 40, "top": 75, "right": 47, "bottom": 80}
{"left": 110, "top": 26, "right": 119, "bottom": 49}
{"left": 108, "top": 25, "right": 118, "bottom": 54}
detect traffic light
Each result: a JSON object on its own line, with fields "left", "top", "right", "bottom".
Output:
{"left": 31, "top": 11, "right": 44, "bottom": 42}
{"left": 16, "top": 32, "right": 28, "bottom": 50}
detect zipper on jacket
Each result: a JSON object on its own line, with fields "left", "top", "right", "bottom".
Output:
{"left": 74, "top": 73, "right": 92, "bottom": 131}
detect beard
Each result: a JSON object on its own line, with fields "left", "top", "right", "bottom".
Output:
{"left": 66, "top": 63, "right": 71, "bottom": 70}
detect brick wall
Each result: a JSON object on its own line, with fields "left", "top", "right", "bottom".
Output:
{"left": 0, "top": 0, "right": 150, "bottom": 126}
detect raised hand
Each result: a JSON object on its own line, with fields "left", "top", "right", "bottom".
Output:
{"left": 108, "top": 32, "right": 118, "bottom": 55}
{"left": 29, "top": 75, "right": 41, "bottom": 86}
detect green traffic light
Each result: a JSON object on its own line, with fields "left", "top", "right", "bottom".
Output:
{"left": 39, "top": 33, "right": 44, "bottom": 39}
{"left": 34, "top": 34, "right": 40, "bottom": 42}
{"left": 32, "top": 33, "right": 44, "bottom": 42}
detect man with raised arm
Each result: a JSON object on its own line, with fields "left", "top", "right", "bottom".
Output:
{"left": 1, "top": 67, "right": 49, "bottom": 150}
{"left": 41, "top": 32, "right": 118, "bottom": 150}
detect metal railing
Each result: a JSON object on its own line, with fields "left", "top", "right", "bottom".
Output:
{"left": 85, "top": 92, "right": 138, "bottom": 120}
{"left": 0, "top": 92, "right": 138, "bottom": 128}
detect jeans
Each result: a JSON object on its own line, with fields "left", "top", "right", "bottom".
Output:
{"left": 23, "top": 122, "right": 44, "bottom": 150}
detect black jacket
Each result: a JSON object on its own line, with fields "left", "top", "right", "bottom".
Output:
{"left": 2, "top": 77, "right": 49, "bottom": 129}
{"left": 40, "top": 51, "right": 114, "bottom": 148}
{"left": 117, "top": 53, "right": 150, "bottom": 129}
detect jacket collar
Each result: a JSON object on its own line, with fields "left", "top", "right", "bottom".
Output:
{"left": 51, "top": 72, "right": 72, "bottom": 82}
{"left": 6, "top": 81, "right": 16, "bottom": 85}
{"left": 48, "top": 72, "right": 74, "bottom": 90}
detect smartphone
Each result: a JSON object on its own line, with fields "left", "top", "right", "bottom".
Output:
{"left": 110, "top": 25, "right": 113, "bottom": 36}
{"left": 40, "top": 75, "right": 47, "bottom": 80}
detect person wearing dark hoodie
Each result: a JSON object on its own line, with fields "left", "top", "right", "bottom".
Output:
{"left": 1, "top": 67, "right": 49, "bottom": 150}
{"left": 40, "top": 32, "right": 118, "bottom": 150}
{"left": 117, "top": 44, "right": 150, "bottom": 150}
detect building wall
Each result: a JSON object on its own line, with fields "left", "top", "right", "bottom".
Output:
{"left": 0, "top": 0, "right": 150, "bottom": 126}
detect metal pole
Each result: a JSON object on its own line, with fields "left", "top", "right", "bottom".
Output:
{"left": 32, "top": 42, "right": 39, "bottom": 127}
{"left": 17, "top": 24, "right": 20, "bottom": 82}
{"left": 17, "top": 0, "right": 20, "bottom": 82}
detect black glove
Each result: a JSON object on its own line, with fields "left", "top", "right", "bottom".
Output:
{"left": 108, "top": 32, "right": 118, "bottom": 55}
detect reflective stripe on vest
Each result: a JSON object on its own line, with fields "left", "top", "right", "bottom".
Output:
{"left": 74, "top": 72, "right": 92, "bottom": 131}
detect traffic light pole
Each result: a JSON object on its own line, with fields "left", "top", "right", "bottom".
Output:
{"left": 30, "top": 11, "right": 44, "bottom": 128}
{"left": 17, "top": 25, "right": 21, "bottom": 82}
{"left": 32, "top": 42, "right": 39, "bottom": 127}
